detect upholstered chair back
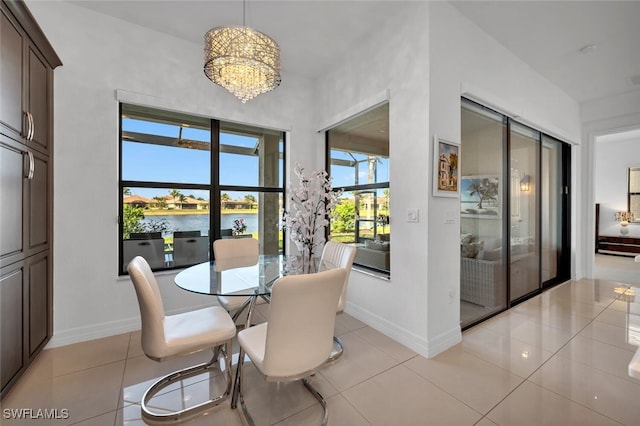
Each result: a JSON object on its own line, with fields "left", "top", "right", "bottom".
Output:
{"left": 262, "top": 268, "right": 346, "bottom": 377}
{"left": 319, "top": 241, "right": 357, "bottom": 313}
{"left": 127, "top": 256, "right": 166, "bottom": 361}
{"left": 213, "top": 237, "right": 259, "bottom": 260}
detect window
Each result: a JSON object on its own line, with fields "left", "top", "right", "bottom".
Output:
{"left": 119, "top": 104, "right": 285, "bottom": 274}
{"left": 326, "top": 103, "right": 390, "bottom": 274}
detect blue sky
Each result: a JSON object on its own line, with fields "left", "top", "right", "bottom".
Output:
{"left": 122, "top": 117, "right": 389, "bottom": 201}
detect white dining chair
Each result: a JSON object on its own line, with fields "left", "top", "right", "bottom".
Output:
{"left": 231, "top": 268, "right": 347, "bottom": 426}
{"left": 319, "top": 240, "right": 357, "bottom": 360}
{"left": 213, "top": 237, "right": 263, "bottom": 325}
{"left": 127, "top": 256, "right": 237, "bottom": 422}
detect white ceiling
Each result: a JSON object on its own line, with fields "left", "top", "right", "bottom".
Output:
{"left": 68, "top": 0, "right": 640, "bottom": 105}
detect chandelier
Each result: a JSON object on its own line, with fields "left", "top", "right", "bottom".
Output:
{"left": 203, "top": 2, "right": 281, "bottom": 103}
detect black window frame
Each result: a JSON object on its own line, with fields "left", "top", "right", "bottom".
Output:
{"left": 118, "top": 103, "right": 286, "bottom": 275}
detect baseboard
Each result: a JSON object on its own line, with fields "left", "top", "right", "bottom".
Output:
{"left": 46, "top": 304, "right": 211, "bottom": 348}
{"left": 47, "top": 316, "right": 141, "bottom": 348}
{"left": 345, "top": 302, "right": 461, "bottom": 358}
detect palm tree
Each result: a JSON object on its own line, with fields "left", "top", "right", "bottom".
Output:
{"left": 152, "top": 196, "right": 167, "bottom": 209}
{"left": 169, "top": 189, "right": 184, "bottom": 209}
{"left": 468, "top": 179, "right": 498, "bottom": 209}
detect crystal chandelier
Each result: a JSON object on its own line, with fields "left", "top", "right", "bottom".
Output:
{"left": 203, "top": 2, "right": 281, "bottom": 103}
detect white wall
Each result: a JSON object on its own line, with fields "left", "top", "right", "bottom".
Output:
{"left": 26, "top": 0, "right": 317, "bottom": 346}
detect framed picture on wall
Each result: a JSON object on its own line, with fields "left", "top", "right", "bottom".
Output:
{"left": 433, "top": 135, "right": 460, "bottom": 197}
{"left": 460, "top": 175, "right": 501, "bottom": 219}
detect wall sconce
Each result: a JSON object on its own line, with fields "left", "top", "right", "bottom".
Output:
{"left": 520, "top": 175, "right": 531, "bottom": 192}
{"left": 615, "top": 211, "right": 634, "bottom": 235}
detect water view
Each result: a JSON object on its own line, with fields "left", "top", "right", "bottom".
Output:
{"left": 142, "top": 213, "right": 259, "bottom": 236}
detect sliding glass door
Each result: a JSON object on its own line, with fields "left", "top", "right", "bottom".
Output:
{"left": 460, "top": 98, "right": 571, "bottom": 328}
{"left": 509, "top": 122, "right": 540, "bottom": 302}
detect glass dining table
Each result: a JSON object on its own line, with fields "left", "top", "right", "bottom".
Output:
{"left": 174, "top": 254, "right": 329, "bottom": 328}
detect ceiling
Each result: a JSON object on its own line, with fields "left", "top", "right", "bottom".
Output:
{"left": 68, "top": 0, "right": 640, "bottom": 105}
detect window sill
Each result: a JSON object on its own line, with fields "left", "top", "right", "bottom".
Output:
{"left": 352, "top": 266, "right": 391, "bottom": 281}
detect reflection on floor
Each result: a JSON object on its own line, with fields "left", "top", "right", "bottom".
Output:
{"left": 3, "top": 278, "right": 640, "bottom": 425}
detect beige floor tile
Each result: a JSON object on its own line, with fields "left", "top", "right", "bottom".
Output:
{"left": 404, "top": 346, "right": 523, "bottom": 414}
{"left": 556, "top": 334, "right": 637, "bottom": 381}
{"left": 121, "top": 351, "right": 229, "bottom": 407}
{"left": 116, "top": 402, "right": 243, "bottom": 426}
{"left": 461, "top": 326, "right": 553, "bottom": 378}
{"left": 318, "top": 333, "right": 400, "bottom": 392}
{"left": 335, "top": 313, "right": 367, "bottom": 334}
{"left": 482, "top": 312, "right": 573, "bottom": 353}
{"left": 529, "top": 355, "right": 640, "bottom": 425}
{"left": 525, "top": 307, "right": 593, "bottom": 334}
{"left": 23, "top": 333, "right": 130, "bottom": 380}
{"left": 2, "top": 361, "right": 125, "bottom": 425}
{"left": 273, "top": 394, "right": 370, "bottom": 426}
{"left": 578, "top": 319, "right": 638, "bottom": 352}
{"left": 475, "top": 417, "right": 499, "bottom": 426}
{"left": 70, "top": 410, "right": 117, "bottom": 426}
{"left": 127, "top": 331, "right": 146, "bottom": 359}
{"left": 343, "top": 364, "right": 481, "bottom": 425}
{"left": 487, "top": 380, "right": 621, "bottom": 426}
{"left": 595, "top": 307, "right": 631, "bottom": 328}
{"left": 234, "top": 361, "right": 337, "bottom": 426}
{"left": 352, "top": 326, "right": 417, "bottom": 362}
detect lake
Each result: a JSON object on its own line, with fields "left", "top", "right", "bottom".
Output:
{"left": 142, "top": 213, "right": 259, "bottom": 236}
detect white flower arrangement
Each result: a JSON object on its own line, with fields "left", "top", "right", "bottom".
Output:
{"left": 281, "top": 163, "right": 342, "bottom": 272}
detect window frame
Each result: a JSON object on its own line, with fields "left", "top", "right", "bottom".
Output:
{"left": 325, "top": 103, "right": 390, "bottom": 275}
{"left": 118, "top": 103, "right": 286, "bottom": 275}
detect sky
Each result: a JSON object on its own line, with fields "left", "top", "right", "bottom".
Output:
{"left": 121, "top": 117, "right": 389, "bottom": 201}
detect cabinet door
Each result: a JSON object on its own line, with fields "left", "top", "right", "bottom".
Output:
{"left": 27, "top": 47, "right": 49, "bottom": 153}
{"left": 0, "top": 138, "right": 24, "bottom": 260}
{"left": 28, "top": 152, "right": 48, "bottom": 250}
{"left": 1, "top": 263, "right": 24, "bottom": 395}
{"left": 28, "top": 252, "right": 49, "bottom": 356}
{"left": 0, "top": 9, "right": 25, "bottom": 138}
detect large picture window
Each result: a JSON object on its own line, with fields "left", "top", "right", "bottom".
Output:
{"left": 119, "top": 104, "right": 285, "bottom": 274}
{"left": 327, "top": 103, "right": 390, "bottom": 274}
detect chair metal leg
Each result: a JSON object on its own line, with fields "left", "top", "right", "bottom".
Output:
{"left": 303, "top": 377, "right": 329, "bottom": 426}
{"left": 230, "top": 297, "right": 252, "bottom": 324}
{"left": 326, "top": 335, "right": 343, "bottom": 363}
{"left": 141, "top": 340, "right": 233, "bottom": 423}
{"left": 232, "top": 347, "right": 259, "bottom": 425}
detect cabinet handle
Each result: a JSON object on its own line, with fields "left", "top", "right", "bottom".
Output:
{"left": 27, "top": 112, "right": 35, "bottom": 141}
{"left": 26, "top": 151, "right": 35, "bottom": 180}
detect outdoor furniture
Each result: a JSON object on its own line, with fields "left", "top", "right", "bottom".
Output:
{"left": 123, "top": 232, "right": 165, "bottom": 271}
{"left": 127, "top": 256, "right": 236, "bottom": 422}
{"left": 172, "top": 230, "right": 209, "bottom": 267}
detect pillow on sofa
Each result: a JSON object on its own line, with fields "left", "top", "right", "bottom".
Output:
{"left": 365, "top": 239, "right": 390, "bottom": 251}
{"left": 481, "top": 247, "right": 502, "bottom": 261}
{"left": 461, "top": 241, "right": 483, "bottom": 258}
{"left": 461, "top": 233, "right": 473, "bottom": 244}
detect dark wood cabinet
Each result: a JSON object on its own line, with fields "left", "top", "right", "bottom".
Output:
{"left": 597, "top": 235, "right": 640, "bottom": 256}
{"left": 0, "top": 0, "right": 60, "bottom": 400}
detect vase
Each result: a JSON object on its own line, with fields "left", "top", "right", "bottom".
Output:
{"left": 301, "top": 246, "right": 317, "bottom": 274}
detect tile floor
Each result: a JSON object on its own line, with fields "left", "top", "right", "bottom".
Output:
{"left": 2, "top": 276, "right": 640, "bottom": 425}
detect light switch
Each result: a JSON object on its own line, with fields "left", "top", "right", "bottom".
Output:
{"left": 407, "top": 208, "right": 419, "bottom": 223}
